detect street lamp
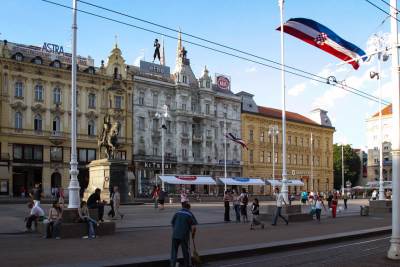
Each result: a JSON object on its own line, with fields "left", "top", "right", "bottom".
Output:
{"left": 368, "top": 33, "right": 390, "bottom": 201}
{"left": 341, "top": 144, "right": 345, "bottom": 196}
{"left": 155, "top": 104, "right": 168, "bottom": 191}
{"left": 268, "top": 125, "right": 279, "bottom": 193}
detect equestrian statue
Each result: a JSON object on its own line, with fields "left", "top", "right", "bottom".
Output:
{"left": 98, "top": 114, "right": 121, "bottom": 159}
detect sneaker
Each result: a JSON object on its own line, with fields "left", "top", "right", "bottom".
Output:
{"left": 89, "top": 236, "right": 96, "bottom": 239}
{"left": 55, "top": 237, "right": 61, "bottom": 240}
{"left": 82, "top": 236, "right": 89, "bottom": 239}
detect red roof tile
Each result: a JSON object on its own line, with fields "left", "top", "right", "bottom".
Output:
{"left": 372, "top": 104, "right": 392, "bottom": 118}
{"left": 256, "top": 106, "right": 319, "bottom": 125}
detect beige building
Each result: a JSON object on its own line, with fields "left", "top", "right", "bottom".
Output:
{"left": 0, "top": 40, "right": 133, "bottom": 197}
{"left": 237, "top": 92, "right": 335, "bottom": 195}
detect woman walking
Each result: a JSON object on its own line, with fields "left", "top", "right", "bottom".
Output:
{"left": 223, "top": 190, "right": 232, "bottom": 222}
{"left": 239, "top": 188, "right": 249, "bottom": 223}
{"left": 314, "top": 195, "right": 327, "bottom": 223}
{"left": 232, "top": 190, "right": 241, "bottom": 223}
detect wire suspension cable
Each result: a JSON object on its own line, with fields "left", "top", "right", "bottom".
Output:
{"left": 41, "top": 0, "right": 390, "bottom": 105}
{"left": 378, "top": 0, "right": 400, "bottom": 14}
{"left": 365, "top": 0, "right": 400, "bottom": 23}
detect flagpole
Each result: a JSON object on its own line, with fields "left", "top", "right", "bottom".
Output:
{"left": 279, "top": 0, "right": 288, "bottom": 201}
{"left": 224, "top": 118, "right": 227, "bottom": 192}
{"left": 311, "top": 132, "right": 314, "bottom": 193}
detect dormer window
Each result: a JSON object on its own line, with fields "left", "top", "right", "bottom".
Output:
{"left": 52, "top": 60, "right": 61, "bottom": 68}
{"left": 206, "top": 81, "right": 210, "bottom": 88}
{"left": 182, "top": 75, "right": 187, "bottom": 83}
{"left": 14, "top": 53, "right": 24, "bottom": 62}
{"left": 33, "top": 57, "right": 43, "bottom": 65}
{"left": 88, "top": 67, "right": 95, "bottom": 74}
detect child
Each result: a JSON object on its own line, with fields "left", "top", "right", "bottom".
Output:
{"left": 250, "top": 198, "right": 264, "bottom": 230}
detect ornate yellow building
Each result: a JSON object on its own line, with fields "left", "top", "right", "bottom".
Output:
{"left": 237, "top": 92, "right": 335, "bottom": 195}
{"left": 0, "top": 40, "right": 133, "bottom": 197}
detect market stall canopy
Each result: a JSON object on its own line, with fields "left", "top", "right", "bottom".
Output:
{"left": 219, "top": 177, "right": 265, "bottom": 186}
{"left": 159, "top": 175, "right": 216, "bottom": 185}
{"left": 265, "top": 179, "right": 304, "bottom": 187}
{"left": 366, "top": 181, "right": 392, "bottom": 189}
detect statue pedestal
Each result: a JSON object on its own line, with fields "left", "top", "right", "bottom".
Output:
{"left": 86, "top": 159, "right": 129, "bottom": 203}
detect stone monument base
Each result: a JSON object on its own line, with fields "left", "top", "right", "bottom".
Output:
{"left": 369, "top": 200, "right": 392, "bottom": 215}
{"left": 260, "top": 204, "right": 313, "bottom": 222}
{"left": 86, "top": 158, "right": 129, "bottom": 203}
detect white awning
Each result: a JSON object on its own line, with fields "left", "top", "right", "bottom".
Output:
{"left": 265, "top": 179, "right": 304, "bottom": 187}
{"left": 159, "top": 175, "right": 216, "bottom": 185}
{"left": 219, "top": 177, "right": 265, "bottom": 186}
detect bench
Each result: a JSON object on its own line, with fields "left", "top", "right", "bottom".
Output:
{"left": 37, "top": 208, "right": 115, "bottom": 238}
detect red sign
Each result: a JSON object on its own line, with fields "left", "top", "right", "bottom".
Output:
{"left": 216, "top": 75, "right": 230, "bottom": 90}
{"left": 176, "top": 176, "right": 197, "bottom": 181}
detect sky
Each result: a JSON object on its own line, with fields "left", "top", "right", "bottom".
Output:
{"left": 0, "top": 0, "right": 395, "bottom": 149}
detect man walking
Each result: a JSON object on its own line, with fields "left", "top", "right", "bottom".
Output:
{"left": 271, "top": 188, "right": 289, "bottom": 226}
{"left": 170, "top": 202, "right": 198, "bottom": 267}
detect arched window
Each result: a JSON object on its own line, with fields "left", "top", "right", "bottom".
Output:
{"left": 33, "top": 56, "right": 43, "bottom": 65}
{"left": 88, "top": 120, "right": 95, "bottom": 136}
{"left": 53, "top": 116, "right": 61, "bottom": 132}
{"left": 51, "top": 172, "right": 62, "bottom": 188}
{"left": 34, "top": 84, "right": 44, "bottom": 102}
{"left": 34, "top": 114, "right": 42, "bottom": 131}
{"left": 53, "top": 88, "right": 61, "bottom": 104}
{"left": 15, "top": 112, "right": 22, "bottom": 129}
{"left": 15, "top": 81, "right": 23, "bottom": 98}
{"left": 88, "top": 93, "right": 96, "bottom": 109}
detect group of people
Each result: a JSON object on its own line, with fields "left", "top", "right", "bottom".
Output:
{"left": 24, "top": 183, "right": 124, "bottom": 240}
{"left": 151, "top": 185, "right": 168, "bottom": 210}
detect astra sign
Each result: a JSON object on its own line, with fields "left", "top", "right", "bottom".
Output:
{"left": 42, "top": 42, "right": 64, "bottom": 54}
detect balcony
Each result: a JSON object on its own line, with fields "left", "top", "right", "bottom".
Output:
{"left": 0, "top": 153, "right": 10, "bottom": 161}
{"left": 49, "top": 131, "right": 67, "bottom": 145}
{"left": 181, "top": 132, "right": 189, "bottom": 139}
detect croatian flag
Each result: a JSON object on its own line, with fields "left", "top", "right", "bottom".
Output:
{"left": 277, "top": 18, "right": 366, "bottom": 69}
{"left": 225, "top": 133, "right": 248, "bottom": 150}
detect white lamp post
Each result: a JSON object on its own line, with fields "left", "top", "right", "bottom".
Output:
{"left": 155, "top": 104, "right": 168, "bottom": 191}
{"left": 278, "top": 0, "right": 288, "bottom": 201}
{"left": 310, "top": 132, "right": 314, "bottom": 193}
{"left": 341, "top": 144, "right": 345, "bottom": 196}
{"left": 268, "top": 125, "right": 279, "bottom": 193}
{"left": 388, "top": 0, "right": 400, "bottom": 259}
{"left": 224, "top": 118, "right": 227, "bottom": 192}
{"left": 68, "top": 0, "right": 80, "bottom": 208}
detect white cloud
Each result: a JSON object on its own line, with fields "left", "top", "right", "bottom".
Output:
{"left": 334, "top": 131, "right": 349, "bottom": 145}
{"left": 288, "top": 83, "right": 306, "bottom": 96}
{"left": 245, "top": 66, "right": 257, "bottom": 73}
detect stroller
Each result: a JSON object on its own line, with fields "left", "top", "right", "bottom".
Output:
{"left": 250, "top": 199, "right": 265, "bottom": 230}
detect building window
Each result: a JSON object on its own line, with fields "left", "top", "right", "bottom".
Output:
{"left": 288, "top": 135, "right": 291, "bottom": 145}
{"left": 260, "top": 131, "right": 265, "bottom": 142}
{"left": 153, "top": 146, "right": 158, "bottom": 156}
{"left": 78, "top": 148, "right": 96, "bottom": 163}
{"left": 53, "top": 88, "right": 61, "bottom": 104}
{"left": 15, "top": 112, "right": 22, "bottom": 129}
{"left": 288, "top": 154, "right": 291, "bottom": 164}
{"left": 152, "top": 93, "right": 158, "bottom": 107}
{"left": 50, "top": 146, "right": 63, "bottom": 162}
{"left": 268, "top": 152, "right": 272, "bottom": 163}
{"left": 88, "top": 120, "right": 95, "bottom": 136}
{"left": 114, "top": 95, "right": 122, "bottom": 109}
{"left": 182, "top": 75, "right": 187, "bottom": 83}
{"left": 249, "top": 129, "right": 254, "bottom": 142}
{"left": 52, "top": 116, "right": 61, "bottom": 132}
{"left": 139, "top": 92, "right": 145, "bottom": 105}
{"left": 182, "top": 149, "right": 187, "bottom": 158}
{"left": 115, "top": 151, "right": 126, "bottom": 160}
{"left": 301, "top": 154, "right": 304, "bottom": 165}
{"left": 13, "top": 144, "right": 43, "bottom": 162}
{"left": 182, "top": 122, "right": 188, "bottom": 133}
{"left": 88, "top": 93, "right": 96, "bottom": 109}
{"left": 260, "top": 151, "right": 264, "bottom": 163}
{"left": 295, "top": 136, "right": 298, "bottom": 146}
{"left": 34, "top": 84, "right": 44, "bottom": 102}
{"left": 166, "top": 120, "right": 172, "bottom": 134}
{"left": 53, "top": 60, "right": 61, "bottom": 68}
{"left": 15, "top": 81, "right": 23, "bottom": 98}
{"left": 301, "top": 137, "right": 304, "bottom": 146}
{"left": 205, "top": 104, "right": 210, "bottom": 115}
{"left": 138, "top": 117, "right": 145, "bottom": 130}
{"left": 15, "top": 53, "right": 23, "bottom": 62}
{"left": 249, "top": 150, "right": 254, "bottom": 163}
{"left": 152, "top": 118, "right": 159, "bottom": 131}
{"left": 275, "top": 152, "right": 278, "bottom": 163}
{"left": 182, "top": 103, "right": 186, "bottom": 111}
{"left": 294, "top": 154, "right": 297, "bottom": 165}
{"left": 34, "top": 114, "right": 42, "bottom": 131}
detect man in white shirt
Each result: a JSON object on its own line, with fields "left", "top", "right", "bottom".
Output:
{"left": 272, "top": 188, "right": 289, "bottom": 226}
{"left": 25, "top": 202, "right": 45, "bottom": 231}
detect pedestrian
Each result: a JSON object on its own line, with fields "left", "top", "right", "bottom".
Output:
{"left": 250, "top": 198, "right": 264, "bottom": 230}
{"left": 170, "top": 202, "right": 198, "bottom": 267}
{"left": 239, "top": 188, "right": 249, "bottom": 223}
{"left": 327, "top": 191, "right": 333, "bottom": 209}
{"left": 25, "top": 202, "right": 45, "bottom": 232}
{"left": 152, "top": 185, "right": 160, "bottom": 209}
{"left": 78, "top": 200, "right": 98, "bottom": 239}
{"left": 108, "top": 187, "right": 115, "bottom": 218}
{"left": 223, "top": 190, "right": 232, "bottom": 222}
{"left": 314, "top": 195, "right": 327, "bottom": 223}
{"left": 180, "top": 187, "right": 189, "bottom": 205}
{"left": 87, "top": 188, "right": 105, "bottom": 222}
{"left": 331, "top": 195, "right": 338, "bottom": 218}
{"left": 343, "top": 191, "right": 348, "bottom": 209}
{"left": 232, "top": 190, "right": 241, "bottom": 223}
{"left": 271, "top": 188, "right": 289, "bottom": 226}
{"left": 158, "top": 188, "right": 167, "bottom": 210}
{"left": 29, "top": 183, "right": 42, "bottom": 207}
{"left": 45, "top": 201, "right": 62, "bottom": 239}
{"left": 371, "top": 190, "right": 377, "bottom": 201}
{"left": 300, "top": 191, "right": 308, "bottom": 205}
{"left": 112, "top": 186, "right": 124, "bottom": 219}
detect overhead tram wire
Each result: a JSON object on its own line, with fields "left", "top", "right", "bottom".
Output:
{"left": 41, "top": 0, "right": 389, "bottom": 105}
{"left": 378, "top": 0, "right": 400, "bottom": 14}
{"left": 365, "top": 0, "right": 400, "bottom": 23}
{"left": 75, "top": 0, "right": 387, "bottom": 105}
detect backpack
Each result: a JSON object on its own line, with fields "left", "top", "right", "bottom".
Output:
{"left": 242, "top": 194, "right": 248, "bottom": 205}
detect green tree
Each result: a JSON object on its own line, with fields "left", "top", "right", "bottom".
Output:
{"left": 333, "top": 144, "right": 361, "bottom": 190}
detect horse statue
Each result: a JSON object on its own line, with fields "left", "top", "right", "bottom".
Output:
{"left": 98, "top": 115, "right": 120, "bottom": 159}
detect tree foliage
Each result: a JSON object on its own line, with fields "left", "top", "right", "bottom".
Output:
{"left": 333, "top": 144, "right": 361, "bottom": 190}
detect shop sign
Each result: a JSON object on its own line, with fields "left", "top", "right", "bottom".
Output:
{"left": 176, "top": 175, "right": 197, "bottom": 181}
{"left": 215, "top": 74, "right": 231, "bottom": 90}
{"left": 144, "top": 162, "right": 172, "bottom": 169}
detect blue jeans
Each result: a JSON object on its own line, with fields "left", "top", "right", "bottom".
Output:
{"left": 84, "top": 217, "right": 97, "bottom": 237}
{"left": 170, "top": 237, "right": 191, "bottom": 267}
{"left": 272, "top": 207, "right": 288, "bottom": 225}
{"left": 234, "top": 204, "right": 240, "bottom": 222}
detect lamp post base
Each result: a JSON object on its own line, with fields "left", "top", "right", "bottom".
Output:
{"left": 388, "top": 239, "right": 400, "bottom": 260}
{"left": 68, "top": 179, "right": 80, "bottom": 209}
